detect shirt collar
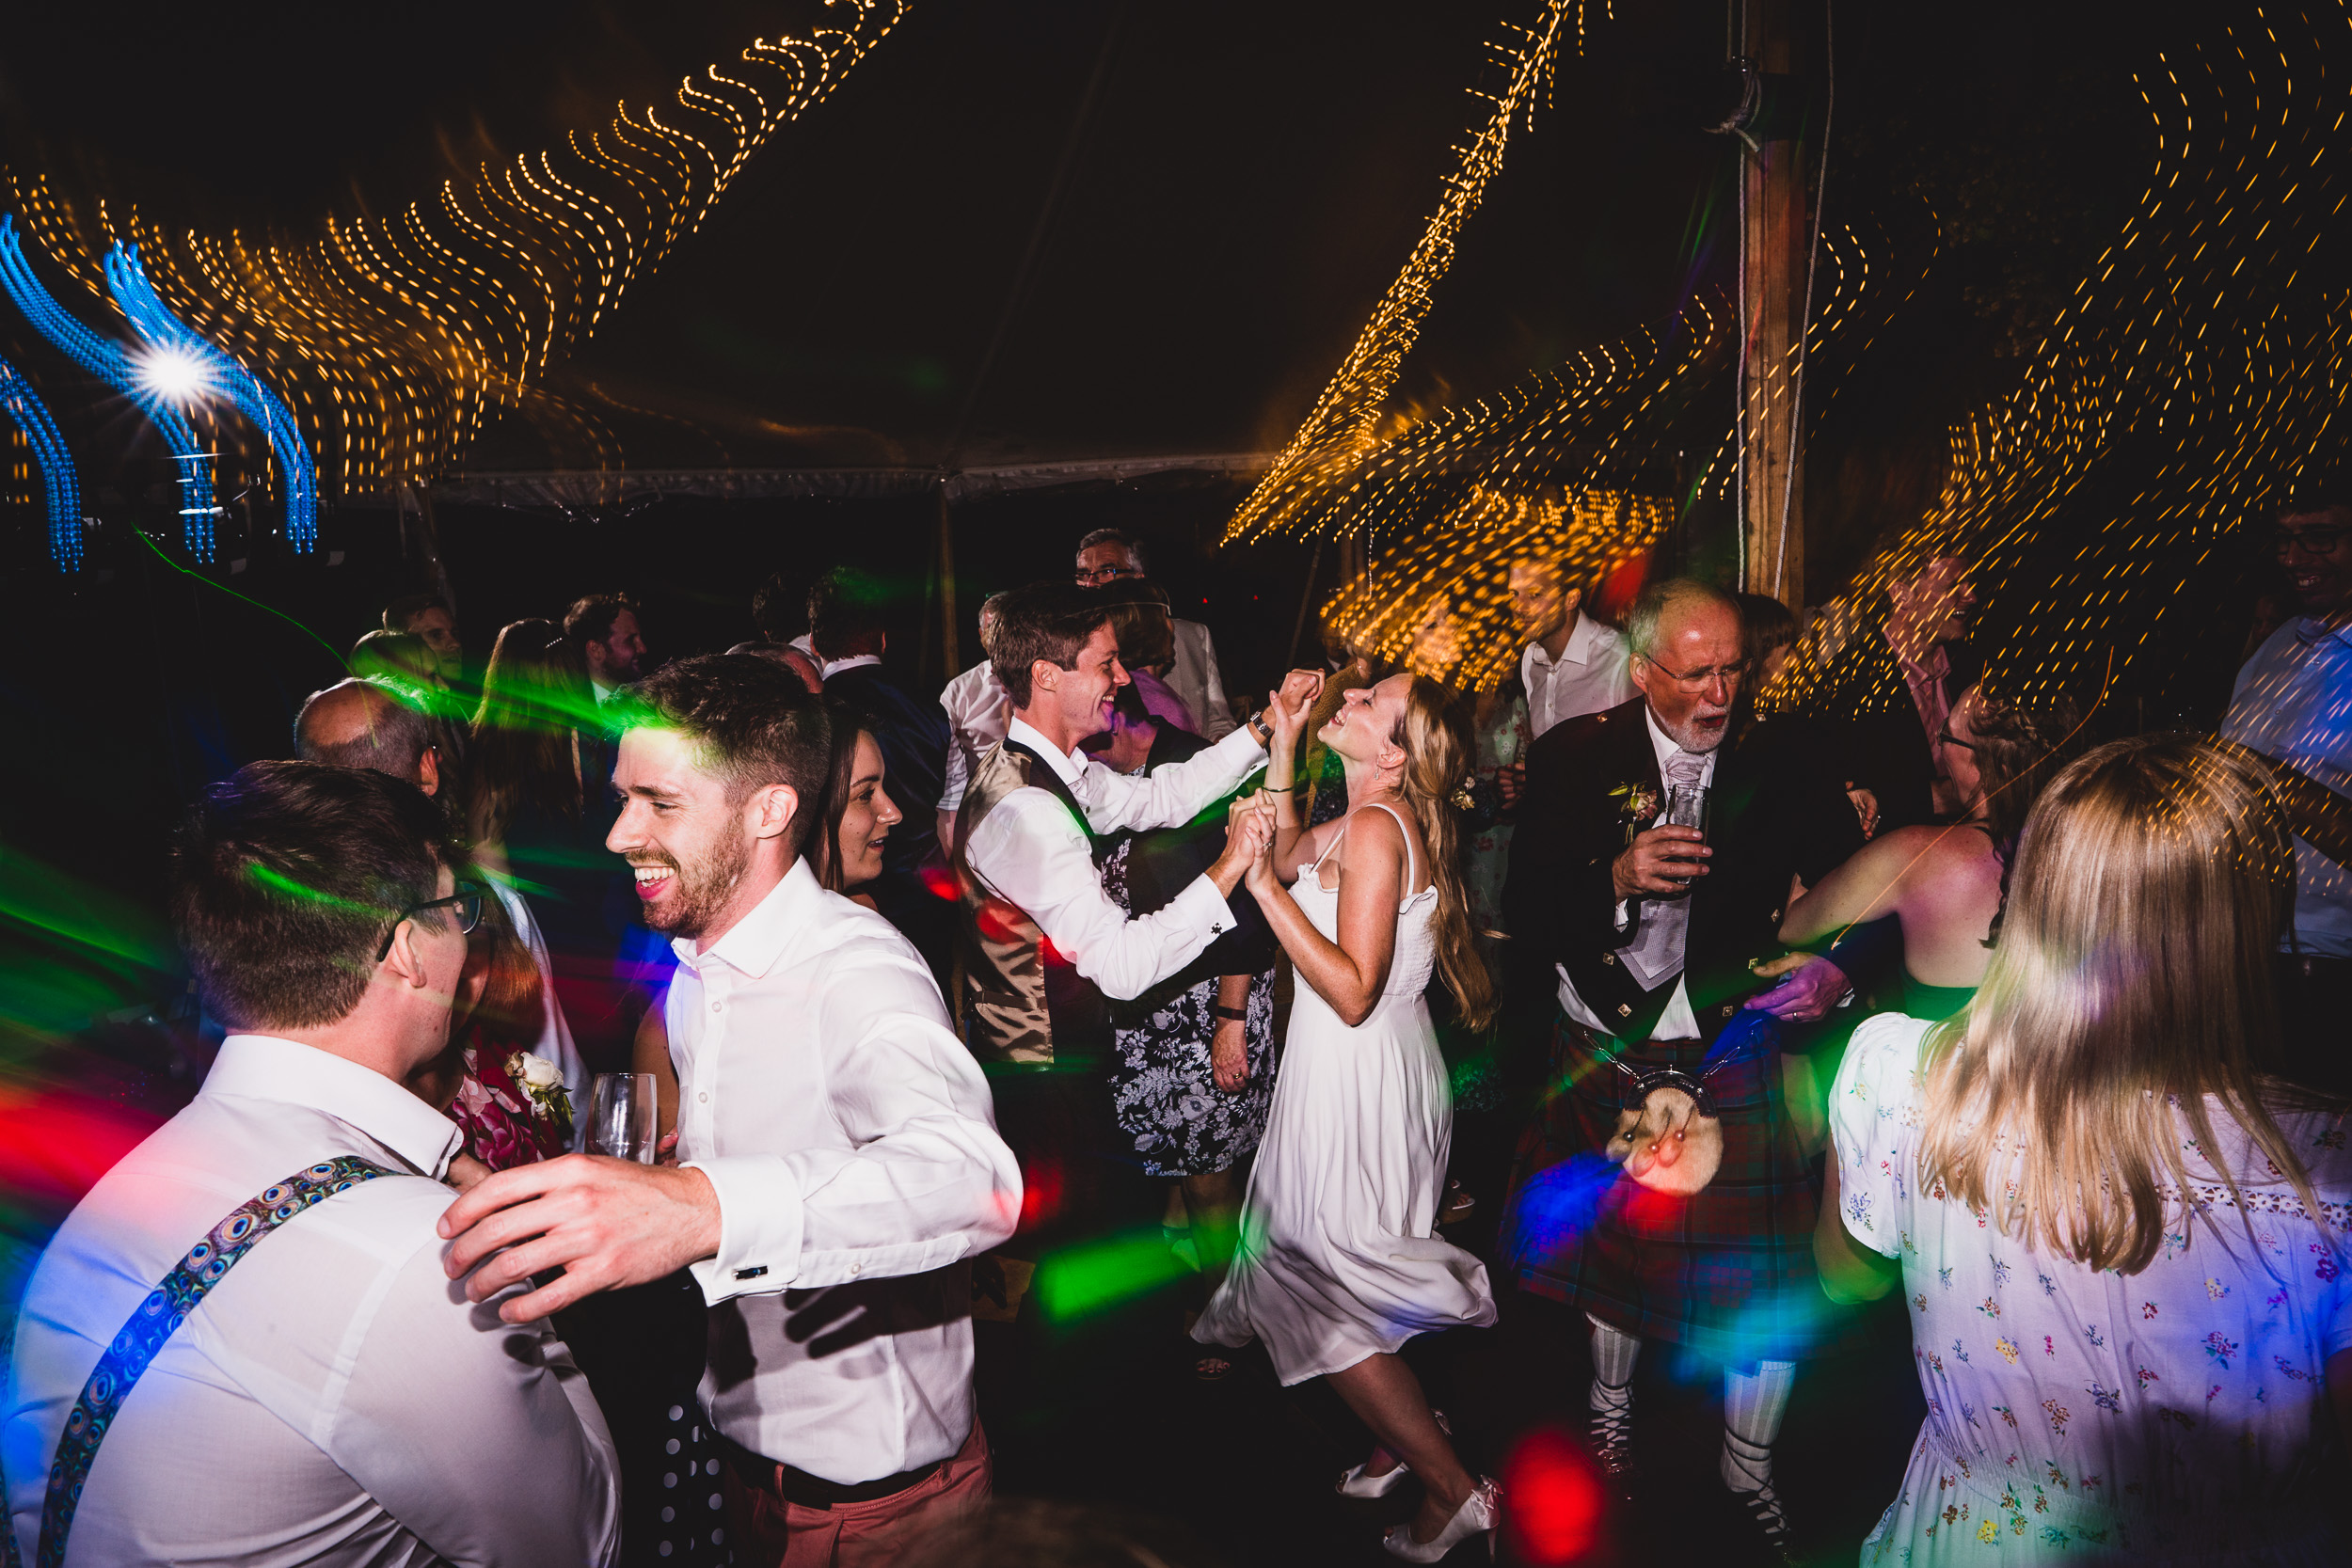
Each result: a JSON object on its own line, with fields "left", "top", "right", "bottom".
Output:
{"left": 1880, "top": 621, "right": 1950, "bottom": 682}
{"left": 1564, "top": 612, "right": 1612, "bottom": 665}
{"left": 591, "top": 678, "right": 615, "bottom": 705}
{"left": 1005, "top": 716, "right": 1087, "bottom": 786}
{"left": 674, "top": 858, "right": 818, "bottom": 980}
{"left": 2294, "top": 615, "right": 2352, "bottom": 650}
{"left": 1526, "top": 612, "right": 1608, "bottom": 672}
{"left": 819, "top": 653, "right": 883, "bottom": 680}
{"left": 201, "top": 1034, "right": 463, "bottom": 1179}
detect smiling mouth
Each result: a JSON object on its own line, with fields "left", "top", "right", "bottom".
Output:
{"left": 631, "top": 863, "right": 676, "bottom": 900}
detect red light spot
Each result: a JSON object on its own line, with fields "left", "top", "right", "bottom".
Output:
{"left": 0, "top": 1086, "right": 163, "bottom": 1207}
{"left": 1502, "top": 1426, "right": 1603, "bottom": 1565}
{"left": 919, "top": 862, "right": 959, "bottom": 902}
{"left": 1018, "top": 1155, "right": 1063, "bottom": 1233}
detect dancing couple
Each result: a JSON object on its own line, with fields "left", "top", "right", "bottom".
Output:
{"left": 1194, "top": 669, "right": 1503, "bottom": 1560}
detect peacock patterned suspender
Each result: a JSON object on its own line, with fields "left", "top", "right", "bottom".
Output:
{"left": 4, "top": 1156, "right": 393, "bottom": 1568}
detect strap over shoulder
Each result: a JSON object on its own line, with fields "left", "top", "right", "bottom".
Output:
{"left": 10, "top": 1156, "right": 394, "bottom": 1568}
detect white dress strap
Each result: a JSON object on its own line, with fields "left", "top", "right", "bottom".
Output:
{"left": 1365, "top": 801, "right": 1422, "bottom": 895}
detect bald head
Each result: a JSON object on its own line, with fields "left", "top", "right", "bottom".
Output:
{"left": 294, "top": 678, "right": 441, "bottom": 796}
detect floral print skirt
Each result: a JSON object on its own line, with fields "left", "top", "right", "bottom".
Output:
{"left": 1107, "top": 971, "right": 1277, "bottom": 1178}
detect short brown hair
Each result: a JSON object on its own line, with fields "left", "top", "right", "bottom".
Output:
{"left": 171, "top": 761, "right": 456, "bottom": 1032}
{"left": 989, "top": 581, "right": 1111, "bottom": 708}
{"left": 615, "top": 654, "right": 833, "bottom": 857}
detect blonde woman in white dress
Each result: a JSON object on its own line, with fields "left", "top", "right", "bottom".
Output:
{"left": 1194, "top": 672, "right": 1502, "bottom": 1561}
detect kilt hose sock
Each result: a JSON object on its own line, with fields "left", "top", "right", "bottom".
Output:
{"left": 1584, "top": 1314, "right": 1794, "bottom": 1496}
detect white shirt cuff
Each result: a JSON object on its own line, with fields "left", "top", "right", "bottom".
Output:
{"left": 1169, "top": 872, "right": 1239, "bottom": 943}
{"left": 682, "top": 1154, "right": 803, "bottom": 1303}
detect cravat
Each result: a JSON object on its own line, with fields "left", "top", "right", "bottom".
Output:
{"left": 1621, "top": 753, "right": 1706, "bottom": 989}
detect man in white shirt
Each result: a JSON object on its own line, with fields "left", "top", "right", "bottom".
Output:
{"left": 2223, "top": 498, "right": 2352, "bottom": 1090}
{"left": 438, "top": 654, "right": 1019, "bottom": 1567}
{"left": 950, "top": 581, "right": 1296, "bottom": 1249}
{"left": 566, "top": 591, "right": 650, "bottom": 706}
{"left": 936, "top": 592, "right": 1011, "bottom": 836}
{"left": 1073, "top": 528, "right": 1237, "bottom": 738}
{"left": 953, "top": 581, "right": 1295, "bottom": 1064}
{"left": 1512, "top": 554, "right": 1634, "bottom": 741}
{"left": 4, "top": 760, "right": 618, "bottom": 1568}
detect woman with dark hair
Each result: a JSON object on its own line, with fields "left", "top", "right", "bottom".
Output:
{"left": 1777, "top": 684, "right": 2086, "bottom": 1019}
{"left": 468, "top": 619, "right": 615, "bottom": 1056}
{"left": 1102, "top": 581, "right": 1197, "bottom": 735}
{"left": 804, "top": 698, "right": 906, "bottom": 902}
{"left": 1820, "top": 736, "right": 2352, "bottom": 1564}
{"left": 1195, "top": 673, "right": 1502, "bottom": 1561}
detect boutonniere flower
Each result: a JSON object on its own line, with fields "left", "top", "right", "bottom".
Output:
{"left": 513, "top": 1053, "right": 573, "bottom": 1139}
{"left": 1609, "top": 781, "right": 1659, "bottom": 845}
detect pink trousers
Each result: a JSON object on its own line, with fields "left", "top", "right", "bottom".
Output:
{"left": 723, "top": 1419, "right": 991, "bottom": 1568}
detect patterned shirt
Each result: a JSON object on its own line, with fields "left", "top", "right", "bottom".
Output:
{"left": 1835, "top": 1013, "right": 2352, "bottom": 1561}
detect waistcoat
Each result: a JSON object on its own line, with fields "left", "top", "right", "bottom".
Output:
{"left": 952, "top": 739, "right": 1112, "bottom": 1066}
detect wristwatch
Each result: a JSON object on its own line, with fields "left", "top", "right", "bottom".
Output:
{"left": 1245, "top": 707, "right": 1272, "bottom": 746}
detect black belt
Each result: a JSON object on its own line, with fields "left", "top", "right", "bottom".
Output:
{"left": 721, "top": 1435, "right": 945, "bottom": 1510}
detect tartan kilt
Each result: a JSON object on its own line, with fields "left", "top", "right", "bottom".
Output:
{"left": 1504, "top": 1008, "right": 1829, "bottom": 1363}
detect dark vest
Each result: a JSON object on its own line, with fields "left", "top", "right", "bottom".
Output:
{"left": 951, "top": 739, "right": 1112, "bottom": 1066}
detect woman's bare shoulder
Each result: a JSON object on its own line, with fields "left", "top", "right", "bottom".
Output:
{"left": 1336, "top": 801, "right": 1410, "bottom": 871}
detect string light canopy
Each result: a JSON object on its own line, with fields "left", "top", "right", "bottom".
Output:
{"left": 1773, "top": 2, "right": 2352, "bottom": 720}
{"left": 2, "top": 0, "right": 904, "bottom": 506}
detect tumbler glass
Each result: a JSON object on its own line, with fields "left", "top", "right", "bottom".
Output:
{"left": 1664, "top": 783, "right": 1708, "bottom": 888}
{"left": 583, "top": 1072, "right": 658, "bottom": 1164}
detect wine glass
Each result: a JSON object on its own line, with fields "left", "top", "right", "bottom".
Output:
{"left": 583, "top": 1072, "right": 657, "bottom": 1164}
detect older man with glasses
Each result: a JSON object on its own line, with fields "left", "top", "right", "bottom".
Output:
{"left": 1500, "top": 578, "right": 1897, "bottom": 1560}
{"left": 2221, "top": 496, "right": 2352, "bottom": 1091}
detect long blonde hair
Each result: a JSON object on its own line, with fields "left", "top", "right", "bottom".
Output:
{"left": 1917, "top": 735, "right": 2328, "bottom": 1274}
{"left": 1388, "top": 675, "right": 1498, "bottom": 1032}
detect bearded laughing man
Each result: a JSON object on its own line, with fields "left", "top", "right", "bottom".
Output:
{"left": 437, "top": 653, "right": 1021, "bottom": 1568}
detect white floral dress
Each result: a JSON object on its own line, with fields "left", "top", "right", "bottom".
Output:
{"left": 1833, "top": 1014, "right": 2352, "bottom": 1565}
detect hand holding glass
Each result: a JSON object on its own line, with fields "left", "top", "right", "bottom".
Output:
{"left": 1663, "top": 784, "right": 1708, "bottom": 889}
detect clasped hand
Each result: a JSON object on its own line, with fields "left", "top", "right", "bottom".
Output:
{"left": 1222, "top": 790, "right": 1284, "bottom": 894}
{"left": 1612, "top": 825, "right": 1709, "bottom": 900}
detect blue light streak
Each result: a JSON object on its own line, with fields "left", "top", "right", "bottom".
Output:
{"left": 0, "top": 355, "right": 83, "bottom": 570}
{"left": 0, "top": 215, "right": 220, "bottom": 561}
{"left": 104, "top": 243, "right": 317, "bottom": 555}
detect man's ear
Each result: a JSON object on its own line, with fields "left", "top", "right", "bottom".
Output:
{"left": 1563, "top": 587, "right": 1585, "bottom": 618}
{"left": 1031, "top": 658, "right": 1059, "bottom": 698}
{"left": 418, "top": 745, "right": 441, "bottom": 799}
{"left": 381, "top": 917, "right": 436, "bottom": 990}
{"left": 1627, "top": 656, "right": 1654, "bottom": 700}
{"left": 747, "top": 782, "right": 801, "bottom": 844}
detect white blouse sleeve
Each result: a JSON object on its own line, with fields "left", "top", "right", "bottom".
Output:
{"left": 1829, "top": 1011, "right": 1934, "bottom": 1259}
